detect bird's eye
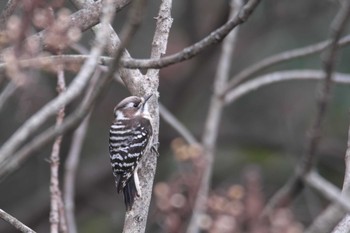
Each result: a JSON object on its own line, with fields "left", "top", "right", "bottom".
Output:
{"left": 133, "top": 102, "right": 139, "bottom": 108}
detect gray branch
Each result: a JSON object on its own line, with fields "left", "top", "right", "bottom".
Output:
{"left": 0, "top": 208, "right": 35, "bottom": 233}
{"left": 49, "top": 69, "right": 67, "bottom": 233}
{"left": 222, "top": 34, "right": 350, "bottom": 94}
{"left": 187, "top": 1, "right": 242, "bottom": 232}
{"left": 122, "top": 0, "right": 173, "bottom": 232}
{"left": 159, "top": 103, "right": 198, "bottom": 145}
{"left": 0, "top": 0, "right": 118, "bottom": 178}
{"left": 305, "top": 115, "right": 350, "bottom": 233}
{"left": 261, "top": 0, "right": 350, "bottom": 216}
{"left": 305, "top": 172, "right": 350, "bottom": 213}
{"left": 119, "top": 0, "right": 261, "bottom": 69}
{"left": 64, "top": 113, "right": 91, "bottom": 233}
{"left": 224, "top": 70, "right": 350, "bottom": 104}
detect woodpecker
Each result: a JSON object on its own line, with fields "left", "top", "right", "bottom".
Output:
{"left": 109, "top": 94, "right": 154, "bottom": 211}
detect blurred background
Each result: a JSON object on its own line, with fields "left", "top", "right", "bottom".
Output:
{"left": 0, "top": 0, "right": 350, "bottom": 232}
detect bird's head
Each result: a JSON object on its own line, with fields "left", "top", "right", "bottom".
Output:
{"left": 113, "top": 94, "right": 152, "bottom": 120}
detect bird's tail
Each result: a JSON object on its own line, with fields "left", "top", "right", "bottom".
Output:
{"left": 120, "top": 175, "right": 137, "bottom": 211}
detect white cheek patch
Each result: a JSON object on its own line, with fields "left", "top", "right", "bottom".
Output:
{"left": 115, "top": 111, "right": 127, "bottom": 120}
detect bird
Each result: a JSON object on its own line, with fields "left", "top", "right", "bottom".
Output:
{"left": 109, "top": 94, "right": 154, "bottom": 211}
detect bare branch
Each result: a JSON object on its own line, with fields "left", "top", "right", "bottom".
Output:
{"left": 224, "top": 70, "right": 350, "bottom": 104}
{"left": 145, "top": 0, "right": 173, "bottom": 78}
{"left": 64, "top": 113, "right": 91, "bottom": 233}
{"left": 187, "top": 1, "right": 242, "bottom": 232}
{"left": 61, "top": 51, "right": 99, "bottom": 233}
{"left": 222, "top": 34, "right": 350, "bottom": 95}
{"left": 119, "top": 0, "right": 260, "bottom": 69}
{"left": 262, "top": 0, "right": 350, "bottom": 217}
{"left": 122, "top": 0, "right": 173, "bottom": 232}
{"left": 0, "top": 208, "right": 35, "bottom": 233}
{"left": 304, "top": 172, "right": 350, "bottom": 213}
{"left": 159, "top": 103, "right": 198, "bottom": 145}
{"left": 49, "top": 69, "right": 67, "bottom": 233}
{"left": 305, "top": 116, "right": 350, "bottom": 233}
{"left": 0, "top": 0, "right": 118, "bottom": 178}
{"left": 71, "top": 0, "right": 143, "bottom": 93}
{"left": 70, "top": 0, "right": 132, "bottom": 56}
{"left": 302, "top": 0, "right": 350, "bottom": 173}
{"left": 1, "top": 25, "right": 350, "bottom": 77}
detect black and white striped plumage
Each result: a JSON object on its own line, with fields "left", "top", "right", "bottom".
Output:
{"left": 109, "top": 95, "right": 153, "bottom": 211}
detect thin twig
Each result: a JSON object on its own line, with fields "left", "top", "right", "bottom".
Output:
{"left": 119, "top": 0, "right": 260, "bottom": 69}
{"left": 70, "top": 0, "right": 143, "bottom": 93}
{"left": 71, "top": 0, "right": 147, "bottom": 100}
{"left": 221, "top": 34, "right": 350, "bottom": 95}
{"left": 77, "top": 0, "right": 144, "bottom": 93}
{"left": 64, "top": 113, "right": 91, "bottom": 233}
{"left": 69, "top": 0, "right": 131, "bottom": 56}
{"left": 331, "top": 114, "right": 350, "bottom": 232}
{"left": 305, "top": 118, "right": 350, "bottom": 233}
{"left": 304, "top": 171, "right": 350, "bottom": 213}
{"left": 1, "top": 32, "right": 350, "bottom": 76}
{"left": 0, "top": 26, "right": 349, "bottom": 76}
{"left": 187, "top": 1, "right": 242, "bottom": 232}
{"left": 302, "top": 0, "right": 350, "bottom": 174}
{"left": 159, "top": 103, "right": 198, "bottom": 145}
{"left": 262, "top": 0, "right": 350, "bottom": 217}
{"left": 0, "top": 0, "right": 117, "bottom": 178}
{"left": 0, "top": 208, "right": 35, "bottom": 233}
{"left": 62, "top": 59, "right": 100, "bottom": 233}
{"left": 49, "top": 69, "right": 67, "bottom": 233}
{"left": 224, "top": 70, "right": 350, "bottom": 104}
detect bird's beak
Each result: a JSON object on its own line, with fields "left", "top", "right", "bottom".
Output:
{"left": 141, "top": 94, "right": 152, "bottom": 111}
{"left": 144, "top": 94, "right": 153, "bottom": 103}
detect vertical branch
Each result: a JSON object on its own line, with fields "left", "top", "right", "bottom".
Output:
{"left": 122, "top": 0, "right": 173, "bottom": 232}
{"left": 49, "top": 69, "right": 67, "bottom": 233}
{"left": 262, "top": 0, "right": 350, "bottom": 217}
{"left": 186, "top": 1, "right": 242, "bottom": 233}
{"left": 63, "top": 113, "right": 92, "bottom": 233}
{"left": 331, "top": 121, "right": 350, "bottom": 233}
{"left": 305, "top": 120, "right": 350, "bottom": 233}
{"left": 63, "top": 71, "right": 101, "bottom": 233}
{"left": 70, "top": 3, "right": 172, "bottom": 231}
{"left": 145, "top": 0, "right": 173, "bottom": 78}
{"left": 300, "top": 0, "right": 350, "bottom": 174}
